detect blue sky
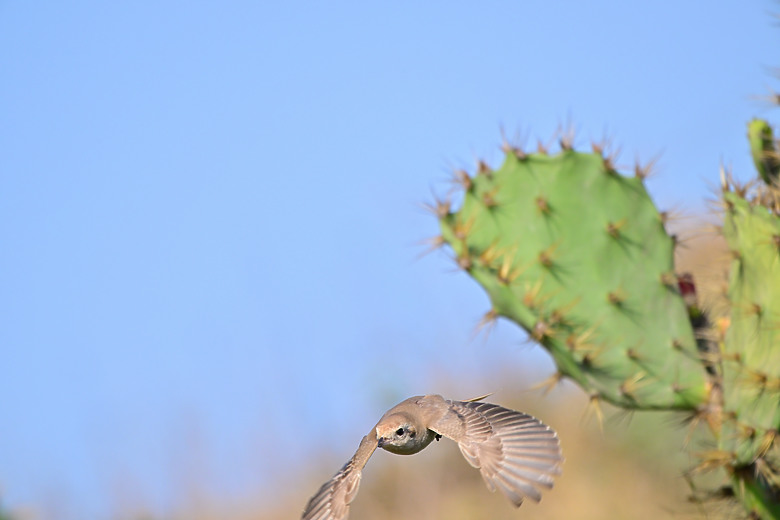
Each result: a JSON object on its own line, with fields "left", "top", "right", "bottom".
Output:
{"left": 1, "top": 2, "right": 778, "bottom": 518}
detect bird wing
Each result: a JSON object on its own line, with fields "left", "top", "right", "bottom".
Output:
{"left": 429, "top": 400, "right": 562, "bottom": 507}
{"left": 301, "top": 431, "right": 378, "bottom": 520}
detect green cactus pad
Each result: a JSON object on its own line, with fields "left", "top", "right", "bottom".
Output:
{"left": 439, "top": 149, "right": 710, "bottom": 410}
{"left": 749, "top": 119, "right": 780, "bottom": 186}
{"left": 721, "top": 190, "right": 780, "bottom": 466}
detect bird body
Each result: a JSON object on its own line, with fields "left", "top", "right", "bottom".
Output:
{"left": 301, "top": 394, "right": 562, "bottom": 520}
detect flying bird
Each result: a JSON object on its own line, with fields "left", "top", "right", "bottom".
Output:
{"left": 301, "top": 394, "right": 563, "bottom": 519}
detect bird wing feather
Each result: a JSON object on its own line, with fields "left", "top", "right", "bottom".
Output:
{"left": 301, "top": 432, "right": 377, "bottom": 520}
{"left": 430, "top": 400, "right": 562, "bottom": 507}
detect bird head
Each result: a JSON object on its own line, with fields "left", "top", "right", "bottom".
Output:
{"left": 375, "top": 413, "right": 430, "bottom": 455}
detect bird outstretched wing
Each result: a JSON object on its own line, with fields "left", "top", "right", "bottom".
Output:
{"left": 430, "top": 400, "right": 562, "bottom": 506}
{"left": 301, "top": 432, "right": 378, "bottom": 520}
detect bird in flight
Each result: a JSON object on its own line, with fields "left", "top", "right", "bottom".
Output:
{"left": 301, "top": 394, "right": 563, "bottom": 519}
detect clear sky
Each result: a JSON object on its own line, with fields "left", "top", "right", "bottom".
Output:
{"left": 1, "top": 2, "right": 778, "bottom": 519}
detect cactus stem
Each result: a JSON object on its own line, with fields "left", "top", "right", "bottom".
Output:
{"left": 749, "top": 119, "right": 780, "bottom": 185}
{"left": 627, "top": 347, "right": 642, "bottom": 361}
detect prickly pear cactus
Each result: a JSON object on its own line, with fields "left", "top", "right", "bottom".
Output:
{"left": 438, "top": 146, "right": 710, "bottom": 411}
{"left": 433, "top": 122, "right": 780, "bottom": 516}
{"left": 719, "top": 174, "right": 780, "bottom": 517}
{"left": 749, "top": 119, "right": 780, "bottom": 185}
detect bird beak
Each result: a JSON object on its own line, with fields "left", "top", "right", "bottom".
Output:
{"left": 377, "top": 437, "right": 387, "bottom": 448}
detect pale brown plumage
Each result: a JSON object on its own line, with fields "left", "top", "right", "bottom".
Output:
{"left": 301, "top": 394, "right": 562, "bottom": 519}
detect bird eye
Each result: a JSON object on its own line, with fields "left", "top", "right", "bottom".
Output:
{"left": 395, "top": 427, "right": 405, "bottom": 436}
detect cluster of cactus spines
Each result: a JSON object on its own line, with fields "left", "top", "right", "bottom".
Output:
{"left": 433, "top": 117, "right": 780, "bottom": 516}
{"left": 437, "top": 142, "right": 711, "bottom": 411}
